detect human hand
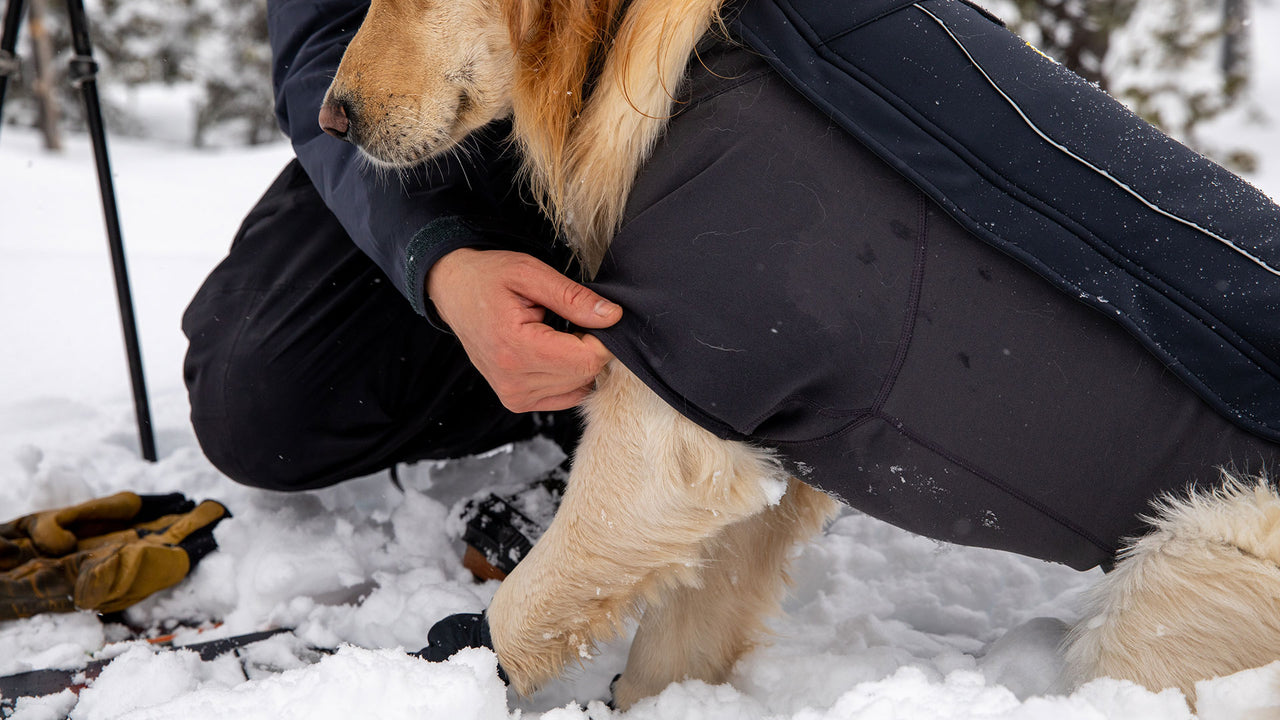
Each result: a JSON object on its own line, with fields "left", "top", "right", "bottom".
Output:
{"left": 426, "top": 249, "right": 622, "bottom": 412}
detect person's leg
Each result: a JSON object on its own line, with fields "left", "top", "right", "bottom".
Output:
{"left": 183, "top": 160, "right": 541, "bottom": 491}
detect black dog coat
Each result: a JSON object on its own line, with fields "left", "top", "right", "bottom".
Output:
{"left": 588, "top": 0, "right": 1280, "bottom": 570}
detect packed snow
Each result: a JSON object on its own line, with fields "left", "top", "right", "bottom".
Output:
{"left": 5, "top": 7, "right": 1280, "bottom": 719}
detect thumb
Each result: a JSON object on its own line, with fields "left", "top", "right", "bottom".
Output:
{"left": 518, "top": 264, "right": 622, "bottom": 329}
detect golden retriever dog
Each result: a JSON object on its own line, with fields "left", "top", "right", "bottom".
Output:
{"left": 319, "top": 0, "right": 1280, "bottom": 709}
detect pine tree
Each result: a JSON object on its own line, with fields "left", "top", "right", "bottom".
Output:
{"left": 998, "top": 0, "right": 1141, "bottom": 92}
{"left": 3, "top": 0, "right": 274, "bottom": 146}
{"left": 25, "top": 0, "right": 63, "bottom": 150}
{"left": 189, "top": 0, "right": 275, "bottom": 146}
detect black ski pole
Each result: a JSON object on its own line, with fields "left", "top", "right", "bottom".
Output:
{"left": 63, "top": 0, "right": 158, "bottom": 461}
{"left": 0, "top": 0, "right": 155, "bottom": 460}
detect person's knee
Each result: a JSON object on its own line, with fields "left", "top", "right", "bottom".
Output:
{"left": 185, "top": 323, "right": 347, "bottom": 491}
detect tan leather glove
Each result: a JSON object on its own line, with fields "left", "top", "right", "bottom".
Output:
{"left": 0, "top": 493, "right": 228, "bottom": 620}
{"left": 0, "top": 491, "right": 145, "bottom": 570}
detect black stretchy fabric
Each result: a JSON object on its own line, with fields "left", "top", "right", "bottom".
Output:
{"left": 182, "top": 160, "right": 544, "bottom": 491}
{"left": 732, "top": 0, "right": 1280, "bottom": 444}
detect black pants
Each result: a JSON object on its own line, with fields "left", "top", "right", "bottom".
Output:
{"left": 183, "top": 160, "right": 546, "bottom": 491}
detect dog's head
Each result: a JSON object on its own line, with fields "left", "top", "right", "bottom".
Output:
{"left": 320, "top": 0, "right": 519, "bottom": 167}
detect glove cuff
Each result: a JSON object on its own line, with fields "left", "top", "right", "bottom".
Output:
{"left": 414, "top": 612, "right": 508, "bottom": 684}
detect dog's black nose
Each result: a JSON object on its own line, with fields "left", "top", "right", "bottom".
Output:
{"left": 319, "top": 99, "right": 351, "bottom": 141}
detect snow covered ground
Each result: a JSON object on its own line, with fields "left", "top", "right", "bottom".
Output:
{"left": 4, "top": 9, "right": 1280, "bottom": 719}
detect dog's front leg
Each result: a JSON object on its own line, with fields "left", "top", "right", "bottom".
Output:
{"left": 610, "top": 478, "right": 839, "bottom": 709}
{"left": 487, "top": 362, "right": 788, "bottom": 695}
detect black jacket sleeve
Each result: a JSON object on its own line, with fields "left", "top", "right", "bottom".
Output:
{"left": 266, "top": 0, "right": 558, "bottom": 316}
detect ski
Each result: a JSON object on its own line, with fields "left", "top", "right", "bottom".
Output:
{"left": 0, "top": 627, "right": 303, "bottom": 716}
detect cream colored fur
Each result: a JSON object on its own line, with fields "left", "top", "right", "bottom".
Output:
{"left": 323, "top": 0, "right": 1280, "bottom": 709}
{"left": 609, "top": 477, "right": 837, "bottom": 708}
{"left": 1063, "top": 474, "right": 1280, "bottom": 705}
{"left": 487, "top": 363, "right": 838, "bottom": 698}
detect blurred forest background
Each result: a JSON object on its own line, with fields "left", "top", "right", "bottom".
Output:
{"left": 0, "top": 0, "right": 1266, "bottom": 171}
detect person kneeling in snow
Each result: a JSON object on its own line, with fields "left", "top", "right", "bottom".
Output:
{"left": 181, "top": 0, "right": 611, "bottom": 577}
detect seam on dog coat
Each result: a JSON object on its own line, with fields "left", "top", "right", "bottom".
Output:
{"left": 587, "top": 5, "right": 1280, "bottom": 570}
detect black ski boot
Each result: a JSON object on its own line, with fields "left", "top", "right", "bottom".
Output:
{"left": 459, "top": 461, "right": 567, "bottom": 580}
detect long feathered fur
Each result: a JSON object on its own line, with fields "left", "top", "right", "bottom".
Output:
{"left": 1063, "top": 472, "right": 1280, "bottom": 706}
{"left": 506, "top": 0, "right": 726, "bottom": 274}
